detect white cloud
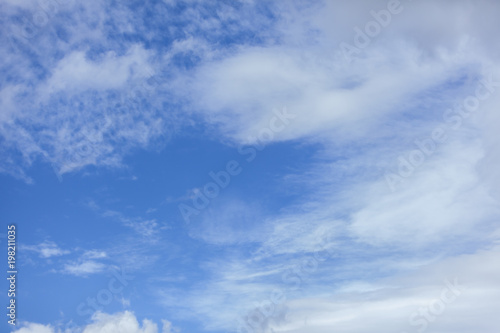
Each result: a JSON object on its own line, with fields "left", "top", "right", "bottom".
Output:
{"left": 22, "top": 241, "right": 70, "bottom": 258}
{"left": 160, "top": 0, "right": 497, "bottom": 157}
{"left": 349, "top": 138, "right": 499, "bottom": 247}
{"left": 180, "top": 3, "right": 480, "bottom": 146}
{"left": 82, "top": 312, "right": 157, "bottom": 333}
{"left": 12, "top": 323, "right": 54, "bottom": 333}
{"left": 83, "top": 250, "right": 107, "bottom": 259}
{"left": 13, "top": 311, "right": 172, "bottom": 333}
{"left": 163, "top": 235, "right": 500, "bottom": 332}
{"left": 161, "top": 320, "right": 173, "bottom": 333}
{"left": 187, "top": 198, "right": 269, "bottom": 245}
{"left": 101, "top": 208, "right": 164, "bottom": 239}
{"left": 265, "top": 245, "right": 500, "bottom": 333}
{"left": 62, "top": 260, "right": 106, "bottom": 277}
{"left": 42, "top": 45, "right": 152, "bottom": 96}
{"left": 57, "top": 248, "right": 110, "bottom": 277}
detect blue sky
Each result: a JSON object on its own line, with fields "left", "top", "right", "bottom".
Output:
{"left": 1, "top": 0, "right": 500, "bottom": 332}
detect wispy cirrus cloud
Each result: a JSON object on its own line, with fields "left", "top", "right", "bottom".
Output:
{"left": 58, "top": 248, "right": 109, "bottom": 277}
{"left": 82, "top": 250, "right": 107, "bottom": 260}
{"left": 22, "top": 241, "right": 70, "bottom": 258}
{"left": 62, "top": 260, "right": 106, "bottom": 277}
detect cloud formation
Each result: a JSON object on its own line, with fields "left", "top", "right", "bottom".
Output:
{"left": 22, "top": 241, "right": 70, "bottom": 258}
{"left": 2, "top": 0, "right": 500, "bottom": 332}
{"left": 13, "top": 311, "right": 171, "bottom": 333}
